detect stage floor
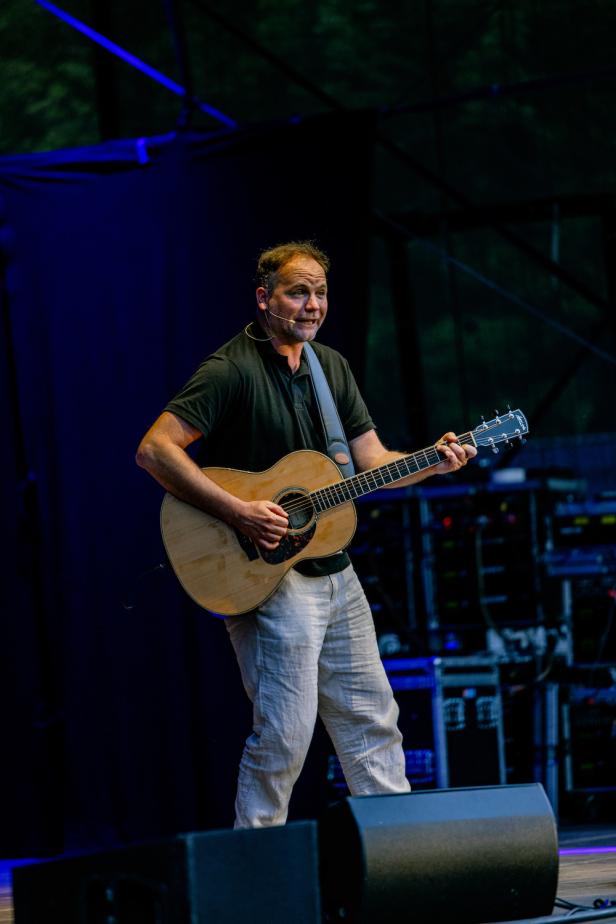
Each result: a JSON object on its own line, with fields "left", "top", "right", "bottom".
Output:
{"left": 554, "top": 824, "right": 616, "bottom": 915}
{"left": 1, "top": 824, "right": 615, "bottom": 923}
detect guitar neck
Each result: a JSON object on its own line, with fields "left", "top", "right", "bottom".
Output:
{"left": 311, "top": 431, "right": 476, "bottom": 512}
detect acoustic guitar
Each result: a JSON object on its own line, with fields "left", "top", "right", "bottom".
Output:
{"left": 161, "top": 409, "right": 528, "bottom": 616}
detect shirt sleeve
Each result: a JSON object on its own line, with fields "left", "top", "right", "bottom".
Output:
{"left": 164, "top": 355, "right": 240, "bottom": 438}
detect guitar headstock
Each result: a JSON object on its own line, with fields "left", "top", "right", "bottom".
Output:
{"left": 473, "top": 408, "right": 529, "bottom": 454}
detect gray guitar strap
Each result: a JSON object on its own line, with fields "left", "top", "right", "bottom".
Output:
{"left": 303, "top": 342, "right": 356, "bottom": 478}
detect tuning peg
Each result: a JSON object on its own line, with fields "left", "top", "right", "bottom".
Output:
{"left": 494, "top": 409, "right": 501, "bottom": 423}
{"left": 491, "top": 445, "right": 499, "bottom": 454}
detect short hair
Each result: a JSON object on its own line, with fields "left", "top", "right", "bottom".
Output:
{"left": 255, "top": 240, "right": 330, "bottom": 293}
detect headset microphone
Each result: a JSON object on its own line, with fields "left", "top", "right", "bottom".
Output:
{"left": 266, "top": 308, "right": 296, "bottom": 325}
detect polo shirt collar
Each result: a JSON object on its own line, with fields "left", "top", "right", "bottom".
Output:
{"left": 251, "top": 323, "right": 311, "bottom": 376}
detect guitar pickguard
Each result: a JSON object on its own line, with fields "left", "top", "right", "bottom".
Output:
{"left": 234, "top": 488, "right": 318, "bottom": 565}
{"left": 232, "top": 522, "right": 317, "bottom": 564}
{"left": 234, "top": 529, "right": 260, "bottom": 561}
{"left": 260, "top": 521, "right": 317, "bottom": 564}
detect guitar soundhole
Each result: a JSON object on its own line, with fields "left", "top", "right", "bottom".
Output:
{"left": 259, "top": 490, "right": 316, "bottom": 566}
{"left": 279, "top": 490, "right": 315, "bottom": 531}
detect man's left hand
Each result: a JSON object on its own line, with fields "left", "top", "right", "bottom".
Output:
{"left": 433, "top": 432, "right": 477, "bottom": 474}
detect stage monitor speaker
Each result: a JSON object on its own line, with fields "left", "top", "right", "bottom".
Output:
{"left": 12, "top": 821, "right": 320, "bottom": 923}
{"left": 319, "top": 783, "right": 558, "bottom": 924}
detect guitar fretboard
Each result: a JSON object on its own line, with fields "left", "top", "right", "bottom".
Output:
{"left": 310, "top": 432, "right": 476, "bottom": 513}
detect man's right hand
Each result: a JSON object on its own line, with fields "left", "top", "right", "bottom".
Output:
{"left": 233, "top": 500, "right": 289, "bottom": 550}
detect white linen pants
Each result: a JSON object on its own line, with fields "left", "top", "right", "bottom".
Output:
{"left": 225, "top": 563, "right": 410, "bottom": 828}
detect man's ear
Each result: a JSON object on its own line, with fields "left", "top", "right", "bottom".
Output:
{"left": 256, "top": 287, "right": 268, "bottom": 309}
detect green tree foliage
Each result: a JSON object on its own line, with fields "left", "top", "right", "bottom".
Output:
{"left": 0, "top": 0, "right": 98, "bottom": 154}
{"left": 2, "top": 0, "right": 615, "bottom": 440}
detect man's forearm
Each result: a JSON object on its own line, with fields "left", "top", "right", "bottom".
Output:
{"left": 136, "top": 441, "right": 244, "bottom": 525}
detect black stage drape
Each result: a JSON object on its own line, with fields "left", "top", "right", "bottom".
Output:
{"left": 0, "top": 112, "right": 374, "bottom": 857}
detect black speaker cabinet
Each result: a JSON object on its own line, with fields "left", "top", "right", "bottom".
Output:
{"left": 12, "top": 821, "right": 320, "bottom": 923}
{"left": 319, "top": 783, "right": 558, "bottom": 924}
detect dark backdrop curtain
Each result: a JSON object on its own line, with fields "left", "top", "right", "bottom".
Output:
{"left": 0, "top": 112, "right": 375, "bottom": 857}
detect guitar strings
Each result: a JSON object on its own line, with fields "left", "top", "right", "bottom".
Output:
{"left": 277, "top": 418, "right": 523, "bottom": 518}
{"left": 279, "top": 431, "right": 477, "bottom": 518}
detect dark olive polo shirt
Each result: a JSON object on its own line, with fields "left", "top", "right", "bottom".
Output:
{"left": 164, "top": 322, "right": 375, "bottom": 576}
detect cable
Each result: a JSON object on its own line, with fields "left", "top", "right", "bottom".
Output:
{"left": 555, "top": 897, "right": 600, "bottom": 912}
{"left": 121, "top": 562, "right": 167, "bottom": 611}
{"left": 503, "top": 905, "right": 616, "bottom": 924}
{"left": 555, "top": 897, "right": 616, "bottom": 913}
{"left": 594, "top": 584, "right": 616, "bottom": 667}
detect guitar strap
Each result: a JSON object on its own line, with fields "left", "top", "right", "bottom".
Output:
{"left": 303, "top": 342, "right": 356, "bottom": 478}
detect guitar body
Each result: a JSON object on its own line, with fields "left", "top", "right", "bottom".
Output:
{"left": 160, "top": 449, "right": 357, "bottom": 616}
{"left": 160, "top": 408, "right": 528, "bottom": 618}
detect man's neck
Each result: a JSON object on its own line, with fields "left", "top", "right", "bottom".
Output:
{"left": 272, "top": 338, "right": 303, "bottom": 372}
{"left": 255, "top": 316, "right": 304, "bottom": 372}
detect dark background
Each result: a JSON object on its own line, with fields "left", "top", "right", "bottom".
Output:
{"left": 1, "top": 0, "right": 616, "bottom": 857}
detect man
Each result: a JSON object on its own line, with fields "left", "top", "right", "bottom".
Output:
{"left": 136, "top": 240, "right": 476, "bottom": 828}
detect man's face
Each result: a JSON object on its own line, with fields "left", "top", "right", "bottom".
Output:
{"left": 257, "top": 255, "right": 328, "bottom": 344}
